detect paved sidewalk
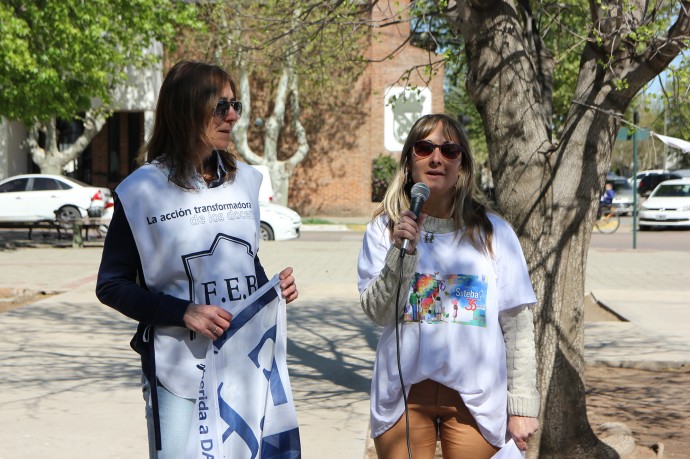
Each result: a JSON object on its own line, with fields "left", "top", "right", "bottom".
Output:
{"left": 585, "top": 248, "right": 690, "bottom": 369}
{"left": 0, "top": 229, "right": 688, "bottom": 458}
{"left": 0, "top": 234, "right": 373, "bottom": 459}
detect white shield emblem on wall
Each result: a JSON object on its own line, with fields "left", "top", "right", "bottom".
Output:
{"left": 384, "top": 86, "right": 433, "bottom": 152}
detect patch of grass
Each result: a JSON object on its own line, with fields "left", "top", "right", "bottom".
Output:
{"left": 302, "top": 218, "right": 334, "bottom": 225}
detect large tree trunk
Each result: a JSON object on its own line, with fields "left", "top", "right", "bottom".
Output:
{"left": 449, "top": 1, "right": 689, "bottom": 457}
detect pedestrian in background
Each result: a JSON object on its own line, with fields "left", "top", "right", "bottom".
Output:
{"left": 598, "top": 182, "right": 616, "bottom": 218}
{"left": 96, "top": 60, "right": 297, "bottom": 459}
{"left": 357, "top": 113, "right": 540, "bottom": 457}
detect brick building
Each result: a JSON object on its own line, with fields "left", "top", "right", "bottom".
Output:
{"left": 286, "top": 3, "right": 445, "bottom": 217}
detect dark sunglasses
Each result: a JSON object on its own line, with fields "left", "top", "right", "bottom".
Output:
{"left": 413, "top": 140, "right": 463, "bottom": 160}
{"left": 214, "top": 99, "right": 243, "bottom": 118}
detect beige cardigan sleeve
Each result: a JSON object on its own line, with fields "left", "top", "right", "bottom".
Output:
{"left": 360, "top": 246, "right": 418, "bottom": 327}
{"left": 499, "top": 305, "right": 541, "bottom": 417}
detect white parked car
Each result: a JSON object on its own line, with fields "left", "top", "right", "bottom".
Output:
{"left": 0, "top": 174, "right": 111, "bottom": 224}
{"left": 638, "top": 178, "right": 690, "bottom": 230}
{"left": 251, "top": 165, "right": 275, "bottom": 203}
{"left": 259, "top": 201, "right": 301, "bottom": 241}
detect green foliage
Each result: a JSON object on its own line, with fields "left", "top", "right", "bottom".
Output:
{"left": 301, "top": 218, "right": 333, "bottom": 225}
{"left": 445, "top": 82, "right": 488, "bottom": 164}
{"left": 537, "top": 1, "right": 590, "bottom": 132}
{"left": 411, "top": 1, "right": 690, "bottom": 142}
{"left": 657, "top": 62, "right": 690, "bottom": 139}
{"left": 0, "top": 0, "right": 200, "bottom": 124}
{"left": 371, "top": 154, "right": 397, "bottom": 202}
{"left": 643, "top": 64, "right": 690, "bottom": 169}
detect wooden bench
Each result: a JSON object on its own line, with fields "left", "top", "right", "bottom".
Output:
{"left": 20, "top": 213, "right": 111, "bottom": 246}
{"left": 28, "top": 219, "right": 65, "bottom": 240}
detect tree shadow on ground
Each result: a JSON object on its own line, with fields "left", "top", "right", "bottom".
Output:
{"left": 0, "top": 300, "right": 141, "bottom": 410}
{"left": 286, "top": 296, "right": 380, "bottom": 409}
{"left": 0, "top": 294, "right": 381, "bottom": 413}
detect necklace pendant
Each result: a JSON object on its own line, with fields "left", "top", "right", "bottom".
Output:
{"left": 424, "top": 232, "right": 435, "bottom": 243}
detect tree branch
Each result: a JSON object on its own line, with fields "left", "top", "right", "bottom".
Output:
{"left": 233, "top": 64, "right": 263, "bottom": 166}
{"left": 263, "top": 64, "right": 290, "bottom": 162}
{"left": 25, "top": 124, "right": 45, "bottom": 164}
{"left": 287, "top": 67, "right": 309, "bottom": 169}
{"left": 644, "top": 1, "right": 690, "bottom": 70}
{"left": 601, "top": 1, "right": 690, "bottom": 101}
{"left": 60, "top": 111, "right": 106, "bottom": 164}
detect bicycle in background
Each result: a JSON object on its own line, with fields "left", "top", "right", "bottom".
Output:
{"left": 594, "top": 204, "right": 620, "bottom": 233}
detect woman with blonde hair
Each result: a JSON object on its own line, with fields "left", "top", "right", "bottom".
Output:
{"left": 358, "top": 113, "right": 540, "bottom": 458}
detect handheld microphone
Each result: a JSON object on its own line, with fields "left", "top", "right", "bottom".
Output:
{"left": 401, "top": 182, "right": 430, "bottom": 256}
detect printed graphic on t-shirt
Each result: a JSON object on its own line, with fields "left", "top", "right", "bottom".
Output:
{"left": 404, "top": 272, "right": 488, "bottom": 327}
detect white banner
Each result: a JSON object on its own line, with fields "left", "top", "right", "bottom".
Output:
{"left": 186, "top": 275, "right": 301, "bottom": 459}
{"left": 491, "top": 439, "right": 525, "bottom": 459}
{"left": 652, "top": 132, "right": 690, "bottom": 153}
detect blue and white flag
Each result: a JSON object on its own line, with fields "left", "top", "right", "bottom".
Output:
{"left": 186, "top": 275, "right": 301, "bottom": 459}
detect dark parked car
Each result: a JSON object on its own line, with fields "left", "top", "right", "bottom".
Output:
{"left": 634, "top": 172, "right": 682, "bottom": 197}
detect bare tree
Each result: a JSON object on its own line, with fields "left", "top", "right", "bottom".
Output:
{"left": 231, "top": 8, "right": 310, "bottom": 205}
{"left": 233, "top": 60, "right": 310, "bottom": 205}
{"left": 188, "top": 1, "right": 372, "bottom": 205}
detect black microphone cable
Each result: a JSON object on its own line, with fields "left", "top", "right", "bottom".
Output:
{"left": 394, "top": 182, "right": 428, "bottom": 459}
{"left": 395, "top": 249, "right": 413, "bottom": 459}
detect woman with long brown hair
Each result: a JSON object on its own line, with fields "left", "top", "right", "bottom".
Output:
{"left": 96, "top": 61, "right": 297, "bottom": 458}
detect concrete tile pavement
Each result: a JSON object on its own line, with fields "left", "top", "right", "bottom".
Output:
{"left": 258, "top": 236, "right": 376, "bottom": 459}
{"left": 0, "top": 286, "right": 144, "bottom": 459}
{"left": 585, "top": 248, "right": 690, "bottom": 369}
{"left": 0, "top": 229, "right": 688, "bottom": 458}
{"left": 0, "top": 235, "right": 376, "bottom": 459}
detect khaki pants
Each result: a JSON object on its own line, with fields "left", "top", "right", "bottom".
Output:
{"left": 374, "top": 379, "right": 499, "bottom": 459}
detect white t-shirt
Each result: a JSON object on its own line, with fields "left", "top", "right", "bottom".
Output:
{"left": 357, "top": 214, "right": 536, "bottom": 446}
{"left": 116, "top": 162, "right": 262, "bottom": 398}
